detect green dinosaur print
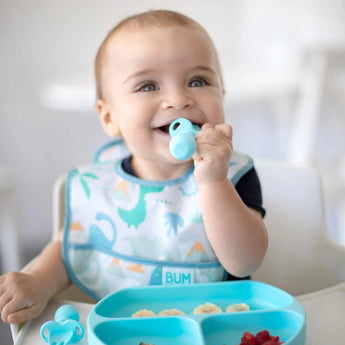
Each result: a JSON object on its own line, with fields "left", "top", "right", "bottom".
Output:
{"left": 149, "top": 266, "right": 162, "bottom": 285}
{"left": 72, "top": 169, "right": 99, "bottom": 199}
{"left": 188, "top": 207, "right": 203, "bottom": 223}
{"left": 118, "top": 185, "right": 164, "bottom": 228}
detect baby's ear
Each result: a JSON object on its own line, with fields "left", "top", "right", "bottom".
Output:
{"left": 96, "top": 99, "right": 121, "bottom": 137}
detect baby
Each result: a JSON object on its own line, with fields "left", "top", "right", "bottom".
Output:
{"left": 0, "top": 10, "right": 268, "bottom": 324}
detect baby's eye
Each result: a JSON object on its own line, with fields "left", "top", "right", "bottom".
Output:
{"left": 189, "top": 78, "right": 208, "bottom": 88}
{"left": 139, "top": 83, "right": 158, "bottom": 92}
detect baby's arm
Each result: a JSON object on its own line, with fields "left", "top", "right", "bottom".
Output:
{"left": 0, "top": 232, "right": 69, "bottom": 324}
{"left": 194, "top": 124, "right": 268, "bottom": 278}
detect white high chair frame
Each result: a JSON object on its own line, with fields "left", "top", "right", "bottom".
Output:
{"left": 0, "top": 167, "right": 21, "bottom": 274}
{"left": 252, "top": 159, "right": 345, "bottom": 295}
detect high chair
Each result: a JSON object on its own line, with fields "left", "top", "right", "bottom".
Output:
{"left": 252, "top": 158, "right": 345, "bottom": 295}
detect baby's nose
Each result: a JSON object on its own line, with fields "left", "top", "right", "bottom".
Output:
{"left": 162, "top": 90, "right": 194, "bottom": 110}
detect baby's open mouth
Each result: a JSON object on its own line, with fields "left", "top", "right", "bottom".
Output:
{"left": 156, "top": 121, "right": 201, "bottom": 134}
{"left": 158, "top": 124, "right": 170, "bottom": 133}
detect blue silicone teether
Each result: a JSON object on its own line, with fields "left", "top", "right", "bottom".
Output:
{"left": 40, "top": 304, "right": 84, "bottom": 345}
{"left": 169, "top": 118, "right": 200, "bottom": 160}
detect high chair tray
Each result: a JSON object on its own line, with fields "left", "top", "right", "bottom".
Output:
{"left": 87, "top": 280, "right": 306, "bottom": 345}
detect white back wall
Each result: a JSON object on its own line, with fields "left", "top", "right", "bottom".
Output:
{"left": 1, "top": 0, "right": 344, "bottom": 264}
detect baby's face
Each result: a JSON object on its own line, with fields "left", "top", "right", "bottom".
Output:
{"left": 100, "top": 26, "right": 225, "bottom": 178}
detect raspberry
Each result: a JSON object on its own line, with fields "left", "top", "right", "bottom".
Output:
{"left": 238, "top": 330, "right": 284, "bottom": 345}
{"left": 241, "top": 332, "right": 256, "bottom": 345}
{"left": 255, "top": 330, "right": 271, "bottom": 344}
{"left": 270, "top": 336, "right": 279, "bottom": 341}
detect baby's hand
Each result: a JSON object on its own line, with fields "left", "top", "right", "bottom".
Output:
{"left": 0, "top": 271, "right": 50, "bottom": 324}
{"left": 193, "top": 123, "right": 233, "bottom": 185}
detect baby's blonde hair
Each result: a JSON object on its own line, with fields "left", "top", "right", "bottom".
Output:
{"left": 94, "top": 10, "right": 223, "bottom": 100}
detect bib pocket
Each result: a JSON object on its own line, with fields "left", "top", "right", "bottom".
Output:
{"left": 64, "top": 243, "right": 226, "bottom": 300}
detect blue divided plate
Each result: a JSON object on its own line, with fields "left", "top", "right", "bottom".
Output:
{"left": 87, "top": 280, "right": 306, "bottom": 345}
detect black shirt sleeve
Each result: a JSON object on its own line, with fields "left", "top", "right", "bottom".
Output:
{"left": 226, "top": 167, "right": 265, "bottom": 281}
{"left": 235, "top": 167, "right": 266, "bottom": 218}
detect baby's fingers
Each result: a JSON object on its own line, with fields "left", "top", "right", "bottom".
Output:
{"left": 198, "top": 123, "right": 233, "bottom": 141}
{"left": 7, "top": 305, "right": 39, "bottom": 324}
{"left": 0, "top": 293, "right": 13, "bottom": 320}
{"left": 214, "top": 123, "right": 233, "bottom": 139}
{"left": 1, "top": 297, "right": 26, "bottom": 323}
{"left": 2, "top": 299, "right": 45, "bottom": 324}
{"left": 1, "top": 292, "right": 33, "bottom": 322}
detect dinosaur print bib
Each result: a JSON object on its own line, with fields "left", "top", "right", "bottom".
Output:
{"left": 62, "top": 139, "right": 254, "bottom": 300}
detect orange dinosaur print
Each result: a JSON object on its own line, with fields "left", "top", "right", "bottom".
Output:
{"left": 115, "top": 180, "right": 129, "bottom": 195}
{"left": 127, "top": 263, "right": 145, "bottom": 273}
{"left": 70, "top": 221, "right": 84, "bottom": 231}
{"left": 188, "top": 241, "right": 206, "bottom": 256}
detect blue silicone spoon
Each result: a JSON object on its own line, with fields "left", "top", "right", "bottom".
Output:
{"left": 169, "top": 118, "right": 201, "bottom": 160}
{"left": 40, "top": 304, "right": 84, "bottom": 345}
